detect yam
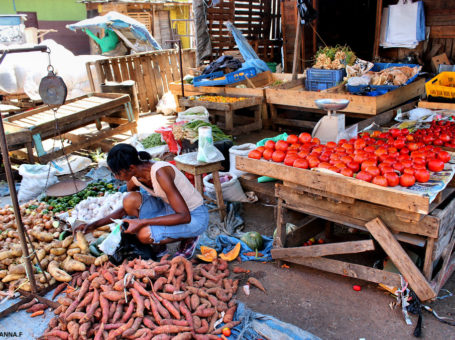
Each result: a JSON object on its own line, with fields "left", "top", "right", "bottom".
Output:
{"left": 94, "top": 254, "right": 108, "bottom": 266}
{"left": 10, "top": 245, "right": 22, "bottom": 257}
{"left": 63, "top": 258, "right": 86, "bottom": 272}
{"left": 2, "top": 273, "right": 24, "bottom": 283}
{"left": 33, "top": 231, "right": 53, "bottom": 242}
{"left": 76, "top": 232, "right": 89, "bottom": 253}
{"left": 36, "top": 249, "right": 46, "bottom": 261}
{"left": 67, "top": 248, "right": 81, "bottom": 256}
{"left": 68, "top": 242, "right": 79, "bottom": 249}
{"left": 96, "top": 225, "right": 110, "bottom": 232}
{"left": 50, "top": 248, "right": 66, "bottom": 256}
{"left": 92, "top": 230, "right": 107, "bottom": 238}
{"left": 8, "top": 263, "right": 26, "bottom": 275}
{"left": 0, "top": 270, "right": 7, "bottom": 279}
{"left": 48, "top": 261, "right": 71, "bottom": 282}
{"left": 62, "top": 235, "right": 74, "bottom": 248}
{"left": 73, "top": 253, "right": 95, "bottom": 265}
{"left": 0, "top": 250, "right": 12, "bottom": 261}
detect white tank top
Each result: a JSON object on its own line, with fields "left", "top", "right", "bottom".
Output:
{"left": 132, "top": 161, "right": 203, "bottom": 212}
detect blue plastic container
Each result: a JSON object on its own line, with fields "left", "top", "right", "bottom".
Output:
{"left": 346, "top": 62, "right": 420, "bottom": 95}
{"left": 193, "top": 67, "right": 257, "bottom": 87}
{"left": 305, "top": 68, "right": 346, "bottom": 91}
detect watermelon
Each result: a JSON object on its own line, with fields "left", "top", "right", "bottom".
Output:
{"left": 241, "top": 231, "right": 264, "bottom": 251}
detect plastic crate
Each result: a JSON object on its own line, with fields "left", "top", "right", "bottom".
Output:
{"left": 425, "top": 72, "right": 455, "bottom": 101}
{"left": 305, "top": 68, "right": 346, "bottom": 91}
{"left": 193, "top": 67, "right": 257, "bottom": 87}
{"left": 346, "top": 62, "right": 420, "bottom": 95}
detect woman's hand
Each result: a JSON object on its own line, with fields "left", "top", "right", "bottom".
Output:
{"left": 123, "top": 219, "right": 144, "bottom": 234}
{"left": 73, "top": 223, "right": 90, "bottom": 234}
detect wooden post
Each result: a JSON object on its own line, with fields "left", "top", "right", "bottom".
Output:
{"left": 373, "top": 0, "right": 383, "bottom": 60}
{"left": 292, "top": 21, "right": 302, "bottom": 80}
{"left": 212, "top": 171, "right": 226, "bottom": 222}
{"left": 365, "top": 218, "right": 436, "bottom": 301}
{"left": 423, "top": 237, "right": 436, "bottom": 280}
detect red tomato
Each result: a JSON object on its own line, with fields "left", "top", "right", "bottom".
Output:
{"left": 393, "top": 162, "right": 404, "bottom": 173}
{"left": 341, "top": 168, "right": 354, "bottom": 177}
{"left": 365, "top": 166, "right": 380, "bottom": 177}
{"left": 413, "top": 163, "right": 427, "bottom": 170}
{"left": 372, "top": 176, "right": 388, "bottom": 187}
{"left": 328, "top": 166, "right": 341, "bottom": 173}
{"left": 434, "top": 139, "right": 444, "bottom": 146}
{"left": 401, "top": 129, "right": 409, "bottom": 136}
{"left": 318, "top": 162, "right": 332, "bottom": 169}
{"left": 286, "top": 134, "right": 299, "bottom": 144}
{"left": 364, "top": 146, "right": 376, "bottom": 153}
{"left": 382, "top": 157, "right": 396, "bottom": 165}
{"left": 374, "top": 147, "right": 387, "bottom": 157}
{"left": 427, "top": 159, "right": 444, "bottom": 172}
{"left": 403, "top": 168, "right": 415, "bottom": 176}
{"left": 256, "top": 146, "right": 265, "bottom": 154}
{"left": 356, "top": 171, "right": 373, "bottom": 182}
{"left": 440, "top": 133, "right": 451, "bottom": 142}
{"left": 415, "top": 169, "right": 430, "bottom": 183}
{"left": 341, "top": 156, "right": 353, "bottom": 164}
{"left": 307, "top": 155, "right": 320, "bottom": 168}
{"left": 413, "top": 157, "right": 426, "bottom": 166}
{"left": 326, "top": 141, "right": 337, "bottom": 149}
{"left": 371, "top": 130, "right": 382, "bottom": 138}
{"left": 408, "top": 143, "right": 419, "bottom": 151}
{"left": 400, "top": 174, "right": 416, "bottom": 187}
{"left": 338, "top": 139, "right": 348, "bottom": 145}
{"left": 288, "top": 143, "right": 301, "bottom": 150}
{"left": 393, "top": 139, "right": 405, "bottom": 150}
{"left": 390, "top": 128, "right": 401, "bottom": 138}
{"left": 298, "top": 150, "right": 310, "bottom": 158}
{"left": 437, "top": 151, "right": 451, "bottom": 163}
{"left": 401, "top": 159, "right": 413, "bottom": 168}
{"left": 265, "top": 140, "right": 275, "bottom": 150}
{"left": 248, "top": 150, "right": 262, "bottom": 159}
{"left": 222, "top": 328, "right": 231, "bottom": 337}
{"left": 399, "top": 147, "right": 409, "bottom": 155}
{"left": 286, "top": 149, "right": 298, "bottom": 155}
{"left": 319, "top": 152, "right": 331, "bottom": 163}
{"left": 406, "top": 134, "right": 414, "bottom": 141}
{"left": 354, "top": 139, "right": 366, "bottom": 150}
{"left": 298, "top": 132, "right": 312, "bottom": 144}
{"left": 334, "top": 161, "right": 348, "bottom": 170}
{"left": 293, "top": 158, "right": 309, "bottom": 169}
{"left": 347, "top": 161, "right": 360, "bottom": 172}
{"left": 353, "top": 153, "right": 367, "bottom": 164}
{"left": 311, "top": 137, "right": 321, "bottom": 145}
{"left": 263, "top": 148, "right": 273, "bottom": 160}
{"left": 361, "top": 160, "right": 377, "bottom": 171}
{"left": 384, "top": 172, "right": 399, "bottom": 187}
{"left": 284, "top": 155, "right": 298, "bottom": 166}
{"left": 275, "top": 140, "right": 289, "bottom": 152}
{"left": 272, "top": 150, "right": 286, "bottom": 163}
{"left": 379, "top": 165, "right": 394, "bottom": 175}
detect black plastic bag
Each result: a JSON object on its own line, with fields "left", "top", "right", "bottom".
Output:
{"left": 108, "top": 232, "right": 156, "bottom": 265}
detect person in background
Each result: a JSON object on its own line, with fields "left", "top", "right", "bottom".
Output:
{"left": 75, "top": 144, "right": 209, "bottom": 259}
{"left": 83, "top": 28, "right": 127, "bottom": 56}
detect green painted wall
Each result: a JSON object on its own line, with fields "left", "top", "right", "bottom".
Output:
{"left": 0, "top": 0, "right": 86, "bottom": 21}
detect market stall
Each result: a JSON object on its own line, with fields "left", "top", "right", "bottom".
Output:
{"left": 235, "top": 122, "right": 455, "bottom": 302}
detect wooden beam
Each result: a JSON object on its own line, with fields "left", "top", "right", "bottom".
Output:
{"left": 365, "top": 218, "right": 436, "bottom": 301}
{"left": 272, "top": 240, "right": 375, "bottom": 259}
{"left": 288, "top": 256, "right": 402, "bottom": 287}
{"left": 373, "top": 0, "right": 383, "bottom": 59}
{"left": 429, "top": 26, "right": 455, "bottom": 39}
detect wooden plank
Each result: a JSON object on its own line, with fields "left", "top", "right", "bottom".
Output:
{"left": 139, "top": 56, "right": 156, "bottom": 112}
{"left": 275, "top": 184, "right": 438, "bottom": 238}
{"left": 365, "top": 218, "right": 436, "bottom": 301}
{"left": 273, "top": 117, "right": 317, "bottom": 129}
{"left": 272, "top": 240, "right": 375, "bottom": 259}
{"left": 288, "top": 256, "right": 402, "bottom": 287}
{"left": 431, "top": 251, "right": 455, "bottom": 293}
{"left": 430, "top": 26, "right": 455, "bottom": 39}
{"left": 373, "top": 0, "right": 383, "bottom": 59}
{"left": 132, "top": 57, "right": 149, "bottom": 112}
{"left": 143, "top": 56, "right": 160, "bottom": 111}
{"left": 111, "top": 58, "right": 122, "bottom": 81}
{"left": 237, "top": 157, "right": 430, "bottom": 214}
{"left": 423, "top": 237, "right": 436, "bottom": 280}
{"left": 418, "top": 101, "right": 455, "bottom": 110}
{"left": 283, "top": 182, "right": 355, "bottom": 204}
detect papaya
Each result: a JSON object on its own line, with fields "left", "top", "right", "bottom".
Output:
{"left": 219, "top": 242, "right": 241, "bottom": 262}
{"left": 196, "top": 246, "right": 217, "bottom": 262}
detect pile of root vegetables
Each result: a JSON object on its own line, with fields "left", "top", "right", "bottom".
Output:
{"left": 43, "top": 256, "right": 242, "bottom": 340}
{"left": 0, "top": 201, "right": 107, "bottom": 292}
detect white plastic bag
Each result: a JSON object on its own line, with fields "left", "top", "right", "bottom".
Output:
{"left": 229, "top": 143, "right": 256, "bottom": 177}
{"left": 128, "top": 133, "right": 169, "bottom": 158}
{"left": 156, "top": 91, "right": 177, "bottom": 115}
{"left": 49, "top": 155, "right": 92, "bottom": 176}
{"left": 18, "top": 164, "right": 58, "bottom": 202}
{"left": 176, "top": 106, "right": 210, "bottom": 123}
{"left": 197, "top": 126, "right": 225, "bottom": 163}
{"left": 203, "top": 172, "right": 250, "bottom": 202}
{"left": 99, "top": 223, "right": 122, "bottom": 255}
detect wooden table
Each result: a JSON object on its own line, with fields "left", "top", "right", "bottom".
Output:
{"left": 236, "top": 156, "right": 455, "bottom": 301}
{"left": 265, "top": 78, "right": 426, "bottom": 129}
{"left": 4, "top": 93, "right": 137, "bottom": 163}
{"left": 178, "top": 96, "right": 263, "bottom": 136}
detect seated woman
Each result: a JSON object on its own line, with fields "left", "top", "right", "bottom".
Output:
{"left": 75, "top": 144, "right": 209, "bottom": 259}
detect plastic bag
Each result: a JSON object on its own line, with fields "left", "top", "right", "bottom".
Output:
{"left": 128, "top": 133, "right": 169, "bottom": 158}
{"left": 229, "top": 143, "right": 256, "bottom": 177}
{"left": 18, "top": 164, "right": 58, "bottom": 203}
{"left": 108, "top": 232, "right": 155, "bottom": 265}
{"left": 156, "top": 126, "right": 180, "bottom": 154}
{"left": 203, "top": 172, "right": 251, "bottom": 202}
{"left": 49, "top": 155, "right": 92, "bottom": 176}
{"left": 197, "top": 126, "right": 225, "bottom": 163}
{"left": 156, "top": 91, "right": 177, "bottom": 115}
{"left": 176, "top": 106, "right": 210, "bottom": 123}
{"left": 99, "top": 223, "right": 122, "bottom": 256}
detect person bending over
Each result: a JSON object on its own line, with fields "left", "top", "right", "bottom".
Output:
{"left": 75, "top": 144, "right": 209, "bottom": 259}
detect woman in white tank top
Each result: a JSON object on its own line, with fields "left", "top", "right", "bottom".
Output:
{"left": 75, "top": 144, "right": 209, "bottom": 259}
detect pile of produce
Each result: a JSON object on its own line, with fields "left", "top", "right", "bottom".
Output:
{"left": 191, "top": 95, "right": 246, "bottom": 103}
{"left": 363, "top": 65, "right": 421, "bottom": 86}
{"left": 248, "top": 131, "right": 452, "bottom": 188}
{"left": 172, "top": 120, "right": 232, "bottom": 143}
{"left": 41, "top": 181, "right": 117, "bottom": 213}
{"left": 141, "top": 133, "right": 167, "bottom": 149}
{"left": 0, "top": 201, "right": 108, "bottom": 292}
{"left": 59, "top": 192, "right": 127, "bottom": 225}
{"left": 403, "top": 119, "right": 455, "bottom": 148}
{"left": 313, "top": 45, "right": 356, "bottom": 70}
{"left": 42, "top": 256, "right": 242, "bottom": 339}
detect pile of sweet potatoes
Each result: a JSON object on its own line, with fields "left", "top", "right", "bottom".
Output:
{"left": 41, "top": 256, "right": 240, "bottom": 340}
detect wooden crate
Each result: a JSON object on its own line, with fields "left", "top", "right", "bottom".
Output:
{"left": 418, "top": 100, "right": 455, "bottom": 111}
{"left": 236, "top": 155, "right": 455, "bottom": 301}
{"left": 265, "top": 77, "right": 426, "bottom": 116}
{"left": 4, "top": 93, "right": 137, "bottom": 163}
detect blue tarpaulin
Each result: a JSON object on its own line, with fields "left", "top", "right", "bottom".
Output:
{"left": 221, "top": 302, "right": 321, "bottom": 340}
{"left": 67, "top": 11, "right": 161, "bottom": 51}
{"left": 215, "top": 234, "right": 274, "bottom": 262}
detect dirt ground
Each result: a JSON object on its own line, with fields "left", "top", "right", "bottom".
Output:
{"left": 232, "top": 130, "right": 455, "bottom": 340}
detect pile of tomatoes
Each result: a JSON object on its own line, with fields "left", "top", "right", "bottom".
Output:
{"left": 248, "top": 130, "right": 452, "bottom": 188}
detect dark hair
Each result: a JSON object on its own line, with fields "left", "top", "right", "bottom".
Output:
{"left": 107, "top": 143, "right": 151, "bottom": 174}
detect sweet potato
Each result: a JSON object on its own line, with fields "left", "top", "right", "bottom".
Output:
{"left": 53, "top": 305, "right": 64, "bottom": 315}
{"left": 143, "top": 316, "right": 158, "bottom": 329}
{"left": 232, "top": 266, "right": 249, "bottom": 274}
{"left": 123, "top": 317, "right": 143, "bottom": 337}
{"left": 79, "top": 322, "right": 91, "bottom": 339}
{"left": 248, "top": 277, "right": 266, "bottom": 293}
{"left": 48, "top": 261, "right": 71, "bottom": 282}
{"left": 172, "top": 332, "right": 193, "bottom": 340}
{"left": 121, "top": 300, "right": 135, "bottom": 323}
{"left": 63, "top": 298, "right": 79, "bottom": 320}
{"left": 77, "top": 278, "right": 90, "bottom": 302}
{"left": 130, "top": 288, "right": 145, "bottom": 317}
{"left": 30, "top": 310, "right": 44, "bottom": 317}
{"left": 195, "top": 319, "right": 209, "bottom": 334}
{"left": 108, "top": 317, "right": 134, "bottom": 340}
{"left": 215, "top": 289, "right": 232, "bottom": 302}
{"left": 102, "top": 270, "right": 115, "bottom": 285}
{"left": 179, "top": 301, "right": 194, "bottom": 331}
{"left": 100, "top": 294, "right": 109, "bottom": 324}
{"left": 193, "top": 315, "right": 202, "bottom": 329}
{"left": 151, "top": 325, "right": 192, "bottom": 335}
{"left": 109, "top": 301, "right": 117, "bottom": 319}
{"left": 152, "top": 335, "right": 171, "bottom": 340}
{"left": 158, "top": 291, "right": 189, "bottom": 302}
{"left": 208, "top": 311, "right": 218, "bottom": 333}
{"left": 104, "top": 323, "right": 124, "bottom": 331}
{"left": 94, "top": 254, "right": 109, "bottom": 266}
{"left": 76, "top": 232, "right": 89, "bottom": 253}
{"left": 17, "top": 298, "right": 37, "bottom": 310}
{"left": 153, "top": 277, "right": 167, "bottom": 292}
{"left": 26, "top": 303, "right": 47, "bottom": 313}
{"left": 73, "top": 253, "right": 96, "bottom": 265}
{"left": 186, "top": 286, "right": 209, "bottom": 298}
{"left": 112, "top": 301, "right": 124, "bottom": 323}
{"left": 66, "top": 311, "right": 85, "bottom": 321}
{"left": 133, "top": 280, "right": 151, "bottom": 297}
{"left": 160, "top": 319, "right": 189, "bottom": 326}
{"left": 102, "top": 290, "right": 126, "bottom": 302}
{"left": 191, "top": 294, "right": 200, "bottom": 311}
{"left": 150, "top": 297, "right": 163, "bottom": 325}
{"left": 94, "top": 322, "right": 104, "bottom": 340}
{"left": 161, "top": 298, "right": 181, "bottom": 320}
{"left": 212, "top": 321, "right": 241, "bottom": 334}
{"left": 194, "top": 307, "right": 215, "bottom": 318}
{"left": 223, "top": 304, "right": 237, "bottom": 323}
{"left": 80, "top": 300, "right": 99, "bottom": 323}
{"left": 77, "top": 291, "right": 94, "bottom": 309}
{"left": 44, "top": 330, "right": 68, "bottom": 339}
{"left": 51, "top": 282, "right": 67, "bottom": 300}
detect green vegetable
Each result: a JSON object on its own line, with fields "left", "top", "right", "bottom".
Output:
{"left": 241, "top": 231, "right": 264, "bottom": 251}
{"left": 140, "top": 133, "right": 166, "bottom": 149}
{"left": 183, "top": 120, "right": 232, "bottom": 143}
{"left": 59, "top": 230, "right": 71, "bottom": 241}
{"left": 89, "top": 244, "right": 102, "bottom": 257}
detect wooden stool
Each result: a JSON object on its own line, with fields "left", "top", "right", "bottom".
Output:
{"left": 175, "top": 153, "right": 227, "bottom": 222}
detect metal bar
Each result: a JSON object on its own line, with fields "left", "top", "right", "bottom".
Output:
{"left": 0, "top": 119, "right": 38, "bottom": 293}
